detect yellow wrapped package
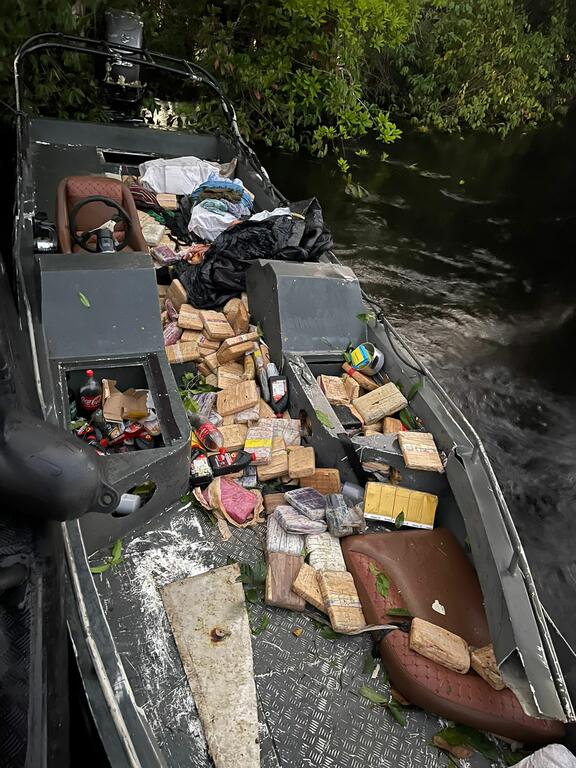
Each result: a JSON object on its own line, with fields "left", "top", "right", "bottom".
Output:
{"left": 363, "top": 482, "right": 438, "bottom": 529}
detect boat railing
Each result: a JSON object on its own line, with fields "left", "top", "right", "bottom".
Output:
{"left": 373, "top": 305, "right": 575, "bottom": 721}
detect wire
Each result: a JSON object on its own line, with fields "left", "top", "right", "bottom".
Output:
{"left": 361, "top": 291, "right": 425, "bottom": 375}
{"left": 543, "top": 606, "right": 576, "bottom": 661}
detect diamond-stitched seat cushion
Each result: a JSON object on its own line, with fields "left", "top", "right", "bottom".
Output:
{"left": 342, "top": 530, "right": 565, "bottom": 744}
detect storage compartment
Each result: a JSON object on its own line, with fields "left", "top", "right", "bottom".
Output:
{"left": 58, "top": 356, "right": 191, "bottom": 553}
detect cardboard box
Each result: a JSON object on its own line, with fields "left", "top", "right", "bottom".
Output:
{"left": 363, "top": 482, "right": 438, "bottom": 529}
{"left": 318, "top": 375, "right": 350, "bottom": 405}
{"left": 102, "top": 379, "right": 149, "bottom": 424}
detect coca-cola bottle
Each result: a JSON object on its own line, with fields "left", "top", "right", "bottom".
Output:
{"left": 188, "top": 412, "right": 223, "bottom": 452}
{"left": 79, "top": 369, "right": 102, "bottom": 415}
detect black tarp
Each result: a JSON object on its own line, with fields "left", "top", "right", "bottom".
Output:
{"left": 175, "top": 198, "right": 333, "bottom": 308}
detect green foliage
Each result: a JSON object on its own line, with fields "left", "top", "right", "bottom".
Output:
{"left": 368, "top": 561, "right": 390, "bottom": 598}
{"left": 383, "top": 0, "right": 576, "bottom": 136}
{"left": 434, "top": 724, "right": 499, "bottom": 761}
{"left": 137, "top": 0, "right": 421, "bottom": 156}
{"left": 90, "top": 538, "right": 123, "bottom": 574}
{"left": 0, "top": 0, "right": 106, "bottom": 121}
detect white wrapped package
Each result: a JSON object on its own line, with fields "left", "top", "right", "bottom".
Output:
{"left": 139, "top": 156, "right": 232, "bottom": 195}
{"left": 188, "top": 201, "right": 237, "bottom": 241}
{"left": 249, "top": 207, "right": 291, "bottom": 222}
{"left": 516, "top": 746, "right": 576, "bottom": 768}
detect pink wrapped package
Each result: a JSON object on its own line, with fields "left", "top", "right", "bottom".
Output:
{"left": 165, "top": 297, "right": 179, "bottom": 322}
{"left": 163, "top": 321, "right": 183, "bottom": 346}
{"left": 151, "top": 244, "right": 182, "bottom": 266}
{"left": 208, "top": 477, "right": 262, "bottom": 525}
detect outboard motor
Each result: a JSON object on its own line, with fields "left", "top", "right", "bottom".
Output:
{"left": 102, "top": 8, "right": 145, "bottom": 112}
{"left": 0, "top": 406, "right": 119, "bottom": 521}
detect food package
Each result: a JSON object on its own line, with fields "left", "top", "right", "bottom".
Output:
{"left": 234, "top": 404, "right": 261, "bottom": 424}
{"left": 207, "top": 477, "right": 264, "bottom": 527}
{"left": 166, "top": 278, "right": 188, "bottom": 311}
{"left": 223, "top": 297, "right": 250, "bottom": 335}
{"left": 219, "top": 424, "right": 248, "bottom": 451}
{"left": 257, "top": 439, "right": 288, "bottom": 481}
{"left": 263, "top": 493, "right": 286, "bottom": 515}
{"left": 165, "top": 298, "right": 179, "bottom": 322}
{"left": 150, "top": 244, "right": 182, "bottom": 266}
{"left": 284, "top": 487, "right": 326, "bottom": 521}
{"left": 409, "top": 617, "right": 470, "bottom": 674}
{"left": 216, "top": 340, "right": 257, "bottom": 364}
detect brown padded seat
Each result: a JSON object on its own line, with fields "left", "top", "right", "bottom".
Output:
{"left": 56, "top": 176, "right": 148, "bottom": 253}
{"left": 342, "top": 530, "right": 564, "bottom": 744}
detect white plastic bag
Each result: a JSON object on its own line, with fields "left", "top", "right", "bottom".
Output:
{"left": 188, "top": 201, "right": 237, "bottom": 241}
{"left": 516, "top": 745, "right": 576, "bottom": 768}
{"left": 139, "top": 156, "right": 232, "bottom": 195}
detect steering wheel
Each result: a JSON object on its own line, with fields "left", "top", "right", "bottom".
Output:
{"left": 69, "top": 195, "right": 133, "bottom": 253}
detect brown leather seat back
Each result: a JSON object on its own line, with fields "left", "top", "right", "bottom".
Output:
{"left": 343, "top": 529, "right": 490, "bottom": 645}
{"left": 342, "top": 530, "right": 565, "bottom": 744}
{"left": 56, "top": 176, "right": 148, "bottom": 253}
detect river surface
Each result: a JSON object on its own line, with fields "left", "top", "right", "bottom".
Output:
{"left": 261, "top": 116, "right": 576, "bottom": 699}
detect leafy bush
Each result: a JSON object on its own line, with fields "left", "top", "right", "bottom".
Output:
{"left": 378, "top": 0, "right": 576, "bottom": 135}
{"left": 137, "top": 0, "right": 420, "bottom": 154}
{"left": 1, "top": 1, "right": 104, "bottom": 121}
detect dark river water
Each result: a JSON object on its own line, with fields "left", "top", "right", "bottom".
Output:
{"left": 261, "top": 115, "right": 576, "bottom": 698}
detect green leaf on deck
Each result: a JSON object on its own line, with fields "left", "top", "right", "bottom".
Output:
{"left": 308, "top": 618, "right": 342, "bottom": 640}
{"left": 250, "top": 612, "right": 270, "bottom": 635}
{"left": 315, "top": 409, "right": 334, "bottom": 429}
{"left": 406, "top": 380, "right": 423, "bottom": 402}
{"left": 89, "top": 563, "right": 111, "bottom": 574}
{"left": 395, "top": 511, "right": 405, "bottom": 529}
{"left": 180, "top": 493, "right": 191, "bottom": 504}
{"left": 434, "top": 725, "right": 499, "bottom": 761}
{"left": 110, "top": 538, "right": 123, "bottom": 565}
{"left": 78, "top": 291, "right": 91, "bottom": 307}
{"left": 244, "top": 588, "right": 261, "bottom": 604}
{"left": 386, "top": 607, "right": 412, "bottom": 617}
{"left": 386, "top": 699, "right": 407, "bottom": 727}
{"left": 359, "top": 686, "right": 388, "bottom": 705}
{"left": 362, "top": 652, "right": 378, "bottom": 676}
{"left": 356, "top": 312, "right": 376, "bottom": 324}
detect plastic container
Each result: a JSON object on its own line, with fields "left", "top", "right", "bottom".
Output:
{"left": 342, "top": 481, "right": 365, "bottom": 506}
{"left": 351, "top": 343, "right": 385, "bottom": 376}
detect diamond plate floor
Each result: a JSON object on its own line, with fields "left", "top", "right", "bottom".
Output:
{"left": 95, "top": 503, "right": 496, "bottom": 768}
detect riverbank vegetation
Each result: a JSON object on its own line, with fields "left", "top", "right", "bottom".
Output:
{"left": 2, "top": 0, "right": 575, "bottom": 151}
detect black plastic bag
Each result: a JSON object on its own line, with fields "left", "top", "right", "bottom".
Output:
{"left": 175, "top": 198, "right": 333, "bottom": 308}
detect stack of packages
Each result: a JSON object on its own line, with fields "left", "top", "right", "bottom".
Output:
{"left": 263, "top": 468, "right": 370, "bottom": 634}
{"left": 158, "top": 280, "right": 254, "bottom": 377}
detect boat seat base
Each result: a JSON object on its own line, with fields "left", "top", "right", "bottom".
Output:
{"left": 342, "top": 530, "right": 565, "bottom": 744}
